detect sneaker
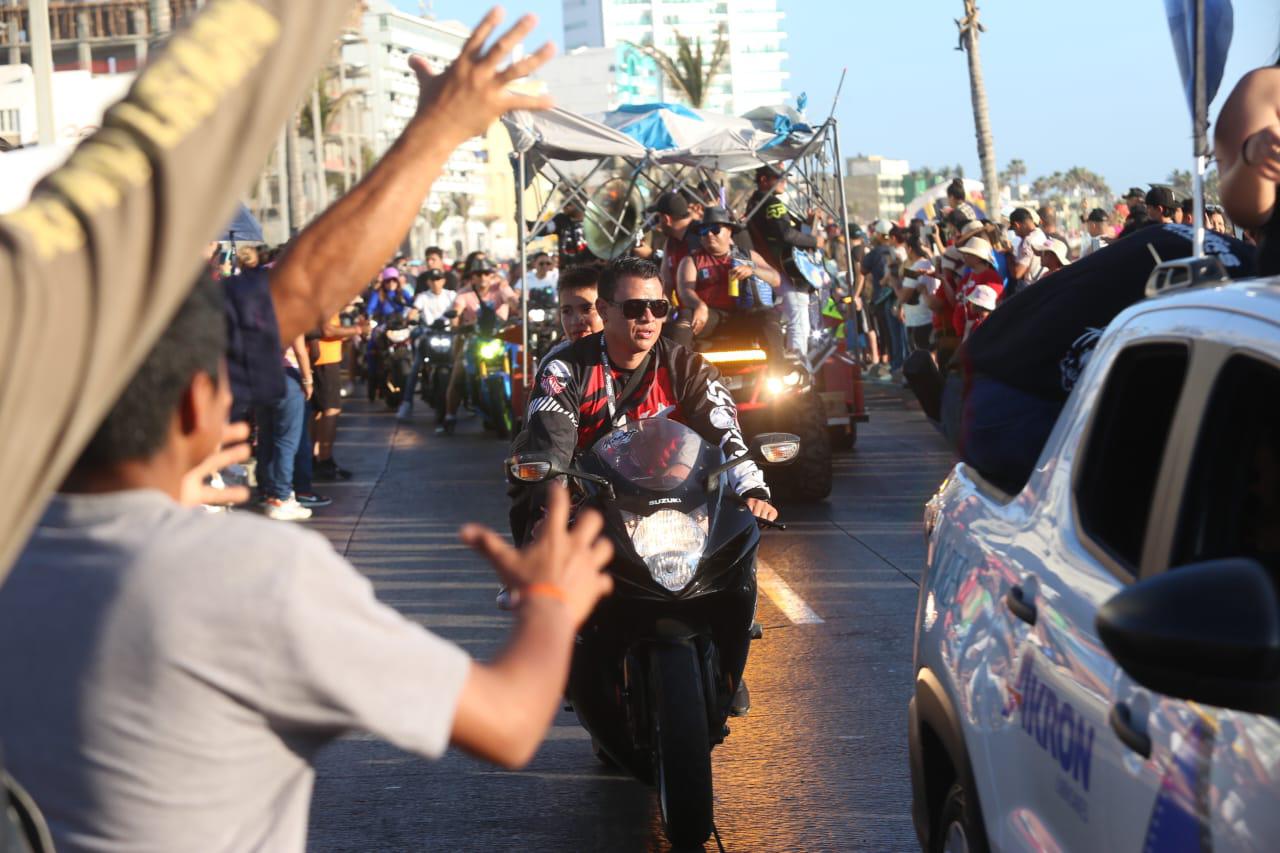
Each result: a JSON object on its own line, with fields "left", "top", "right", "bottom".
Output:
{"left": 436, "top": 415, "right": 457, "bottom": 435}
{"left": 313, "top": 458, "right": 352, "bottom": 481}
{"left": 264, "top": 496, "right": 313, "bottom": 521}
{"left": 396, "top": 401, "right": 413, "bottom": 421}
{"left": 295, "top": 492, "right": 332, "bottom": 508}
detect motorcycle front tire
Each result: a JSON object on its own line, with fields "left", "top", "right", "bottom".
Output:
{"left": 485, "top": 375, "right": 514, "bottom": 439}
{"left": 650, "top": 643, "right": 714, "bottom": 850}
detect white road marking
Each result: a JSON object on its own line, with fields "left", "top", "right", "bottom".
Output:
{"left": 757, "top": 558, "right": 824, "bottom": 625}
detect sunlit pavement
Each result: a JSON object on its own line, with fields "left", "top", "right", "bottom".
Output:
{"left": 304, "top": 383, "right": 954, "bottom": 852}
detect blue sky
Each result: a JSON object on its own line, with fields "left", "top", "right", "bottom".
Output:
{"left": 394, "top": 1, "right": 1280, "bottom": 194}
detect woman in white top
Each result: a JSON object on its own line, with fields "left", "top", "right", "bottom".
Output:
{"left": 894, "top": 235, "right": 940, "bottom": 352}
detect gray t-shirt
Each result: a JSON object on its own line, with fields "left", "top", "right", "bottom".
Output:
{"left": 0, "top": 490, "right": 471, "bottom": 853}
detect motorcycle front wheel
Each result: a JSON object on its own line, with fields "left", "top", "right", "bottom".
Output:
{"left": 484, "top": 375, "right": 514, "bottom": 439}
{"left": 650, "top": 643, "right": 714, "bottom": 849}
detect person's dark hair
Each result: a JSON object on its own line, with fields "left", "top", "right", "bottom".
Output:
{"left": 1181, "top": 197, "right": 1195, "bottom": 217}
{"left": 946, "top": 178, "right": 966, "bottom": 202}
{"left": 424, "top": 246, "right": 444, "bottom": 259}
{"left": 75, "top": 277, "right": 225, "bottom": 469}
{"left": 597, "top": 256, "right": 660, "bottom": 302}
{"left": 558, "top": 261, "right": 602, "bottom": 292}
{"left": 906, "top": 235, "right": 928, "bottom": 258}
{"left": 532, "top": 251, "right": 550, "bottom": 263}
{"left": 1118, "top": 205, "right": 1157, "bottom": 238}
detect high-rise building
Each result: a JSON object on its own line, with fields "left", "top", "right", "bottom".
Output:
{"left": 562, "top": 0, "right": 788, "bottom": 115}
{"left": 537, "top": 43, "right": 661, "bottom": 116}
{"left": 844, "top": 156, "right": 910, "bottom": 225}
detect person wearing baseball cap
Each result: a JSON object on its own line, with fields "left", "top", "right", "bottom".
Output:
{"left": 367, "top": 266, "right": 412, "bottom": 320}
{"left": 1080, "top": 208, "right": 1111, "bottom": 258}
{"left": 644, "top": 191, "right": 697, "bottom": 295}
{"left": 1145, "top": 186, "right": 1179, "bottom": 223}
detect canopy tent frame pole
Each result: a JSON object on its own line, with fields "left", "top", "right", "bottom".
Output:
{"left": 739, "top": 119, "right": 835, "bottom": 225}
{"left": 831, "top": 117, "right": 864, "bottom": 361}
{"left": 516, "top": 150, "right": 531, "bottom": 389}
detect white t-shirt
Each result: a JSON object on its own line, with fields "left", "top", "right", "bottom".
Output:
{"left": 525, "top": 269, "right": 558, "bottom": 291}
{"left": 0, "top": 490, "right": 471, "bottom": 853}
{"left": 902, "top": 259, "right": 938, "bottom": 328}
{"left": 1014, "top": 228, "right": 1045, "bottom": 285}
{"left": 414, "top": 288, "right": 456, "bottom": 326}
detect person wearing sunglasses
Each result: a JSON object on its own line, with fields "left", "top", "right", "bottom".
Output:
{"left": 514, "top": 256, "right": 777, "bottom": 535}
{"left": 671, "top": 207, "right": 785, "bottom": 365}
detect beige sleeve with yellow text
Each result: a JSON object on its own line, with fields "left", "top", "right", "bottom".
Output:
{"left": 0, "top": 0, "right": 357, "bottom": 580}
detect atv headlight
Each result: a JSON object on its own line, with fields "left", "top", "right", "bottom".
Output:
{"left": 765, "top": 369, "right": 806, "bottom": 395}
{"left": 623, "top": 507, "right": 709, "bottom": 592}
{"left": 528, "top": 308, "right": 547, "bottom": 324}
{"left": 478, "top": 339, "right": 504, "bottom": 360}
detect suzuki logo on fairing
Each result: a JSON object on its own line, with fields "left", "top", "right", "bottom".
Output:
{"left": 1008, "top": 657, "right": 1096, "bottom": 792}
{"left": 649, "top": 498, "right": 681, "bottom": 506}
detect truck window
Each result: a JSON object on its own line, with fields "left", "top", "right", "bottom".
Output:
{"left": 1076, "top": 343, "right": 1189, "bottom": 574}
{"left": 1172, "top": 355, "right": 1280, "bottom": 575}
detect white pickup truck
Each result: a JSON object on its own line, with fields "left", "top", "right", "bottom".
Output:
{"left": 909, "top": 264, "right": 1280, "bottom": 853}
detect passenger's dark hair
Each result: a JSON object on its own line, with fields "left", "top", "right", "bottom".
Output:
{"left": 75, "top": 276, "right": 226, "bottom": 469}
{"left": 424, "top": 246, "right": 444, "bottom": 259}
{"left": 558, "top": 261, "right": 603, "bottom": 292}
{"left": 597, "top": 256, "right": 660, "bottom": 302}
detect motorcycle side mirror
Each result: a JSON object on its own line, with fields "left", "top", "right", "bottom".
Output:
{"left": 752, "top": 433, "right": 801, "bottom": 465}
{"left": 505, "top": 453, "right": 617, "bottom": 499}
{"left": 444, "top": 309, "right": 458, "bottom": 319}
{"left": 506, "top": 453, "right": 556, "bottom": 484}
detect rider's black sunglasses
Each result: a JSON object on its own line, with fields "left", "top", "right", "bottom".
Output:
{"left": 610, "top": 298, "right": 670, "bottom": 320}
{"left": 698, "top": 224, "right": 729, "bottom": 236}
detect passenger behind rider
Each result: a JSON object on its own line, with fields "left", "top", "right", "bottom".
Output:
{"left": 438, "top": 257, "right": 519, "bottom": 435}
{"left": 553, "top": 262, "right": 605, "bottom": 346}
{"left": 671, "top": 207, "right": 786, "bottom": 364}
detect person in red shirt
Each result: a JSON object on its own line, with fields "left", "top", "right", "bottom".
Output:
{"left": 953, "top": 238, "right": 1004, "bottom": 336}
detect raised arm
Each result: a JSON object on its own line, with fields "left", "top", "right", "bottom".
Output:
{"left": 0, "top": 0, "right": 356, "bottom": 580}
{"left": 270, "top": 9, "right": 555, "bottom": 343}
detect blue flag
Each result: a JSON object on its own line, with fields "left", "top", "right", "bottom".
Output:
{"left": 1163, "top": 0, "right": 1234, "bottom": 153}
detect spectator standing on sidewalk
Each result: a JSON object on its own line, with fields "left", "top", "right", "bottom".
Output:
{"left": 256, "top": 336, "right": 322, "bottom": 520}
{"left": 313, "top": 310, "right": 364, "bottom": 482}
{"left": 1009, "top": 208, "right": 1046, "bottom": 295}
{"left": 896, "top": 236, "right": 939, "bottom": 353}
{"left": 863, "top": 221, "right": 905, "bottom": 379}
{"left": 1080, "top": 208, "right": 1111, "bottom": 257}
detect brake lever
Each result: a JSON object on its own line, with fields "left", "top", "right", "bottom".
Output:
{"left": 756, "top": 517, "right": 787, "bottom": 531}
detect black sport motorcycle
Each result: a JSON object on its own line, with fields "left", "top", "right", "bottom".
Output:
{"left": 506, "top": 420, "right": 798, "bottom": 849}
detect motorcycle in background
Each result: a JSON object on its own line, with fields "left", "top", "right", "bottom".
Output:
{"left": 465, "top": 302, "right": 519, "bottom": 438}
{"left": 524, "top": 287, "right": 561, "bottom": 365}
{"left": 416, "top": 310, "right": 457, "bottom": 424}
{"left": 506, "top": 421, "right": 799, "bottom": 848}
{"left": 366, "top": 313, "right": 415, "bottom": 409}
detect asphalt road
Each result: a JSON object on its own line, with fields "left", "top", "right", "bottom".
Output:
{"left": 304, "top": 383, "right": 955, "bottom": 852}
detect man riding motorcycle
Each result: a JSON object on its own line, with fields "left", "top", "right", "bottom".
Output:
{"left": 437, "top": 257, "right": 519, "bottom": 434}
{"left": 509, "top": 256, "right": 776, "bottom": 712}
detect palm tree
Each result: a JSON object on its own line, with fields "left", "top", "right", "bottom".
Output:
{"left": 1000, "top": 158, "right": 1026, "bottom": 197}
{"left": 1165, "top": 169, "right": 1194, "bottom": 197}
{"left": 956, "top": 1, "right": 999, "bottom": 210}
{"left": 631, "top": 24, "right": 730, "bottom": 110}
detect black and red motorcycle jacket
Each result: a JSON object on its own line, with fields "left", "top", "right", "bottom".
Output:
{"left": 522, "top": 332, "right": 770, "bottom": 500}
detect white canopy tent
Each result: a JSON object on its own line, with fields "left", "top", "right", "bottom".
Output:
{"left": 502, "top": 101, "right": 857, "bottom": 385}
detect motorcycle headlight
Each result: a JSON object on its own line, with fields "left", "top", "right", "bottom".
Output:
{"left": 478, "top": 339, "right": 504, "bottom": 360}
{"left": 622, "top": 507, "right": 709, "bottom": 592}
{"left": 386, "top": 328, "right": 412, "bottom": 344}
{"left": 528, "top": 308, "right": 547, "bottom": 324}
{"left": 428, "top": 335, "right": 452, "bottom": 352}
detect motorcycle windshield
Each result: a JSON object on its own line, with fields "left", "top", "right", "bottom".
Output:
{"left": 589, "top": 419, "right": 711, "bottom": 494}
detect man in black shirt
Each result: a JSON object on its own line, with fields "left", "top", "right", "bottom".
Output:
{"left": 746, "top": 164, "right": 826, "bottom": 356}
{"left": 915, "top": 223, "right": 1256, "bottom": 493}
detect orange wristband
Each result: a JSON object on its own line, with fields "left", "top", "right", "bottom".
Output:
{"left": 522, "top": 582, "right": 570, "bottom": 607}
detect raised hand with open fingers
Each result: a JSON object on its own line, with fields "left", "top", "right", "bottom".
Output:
{"left": 179, "top": 422, "right": 252, "bottom": 508}
{"left": 409, "top": 7, "right": 556, "bottom": 148}
{"left": 460, "top": 484, "right": 613, "bottom": 627}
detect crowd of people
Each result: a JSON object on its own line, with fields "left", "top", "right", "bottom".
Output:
{"left": 0, "top": 0, "right": 1275, "bottom": 850}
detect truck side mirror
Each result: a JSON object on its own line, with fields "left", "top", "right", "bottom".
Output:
{"left": 1096, "top": 558, "right": 1280, "bottom": 717}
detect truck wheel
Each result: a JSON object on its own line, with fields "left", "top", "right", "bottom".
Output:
{"left": 650, "top": 644, "right": 714, "bottom": 850}
{"left": 933, "top": 782, "right": 988, "bottom": 853}
{"left": 769, "top": 391, "right": 832, "bottom": 502}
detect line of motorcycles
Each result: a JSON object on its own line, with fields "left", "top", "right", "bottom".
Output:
{"left": 355, "top": 288, "right": 562, "bottom": 437}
